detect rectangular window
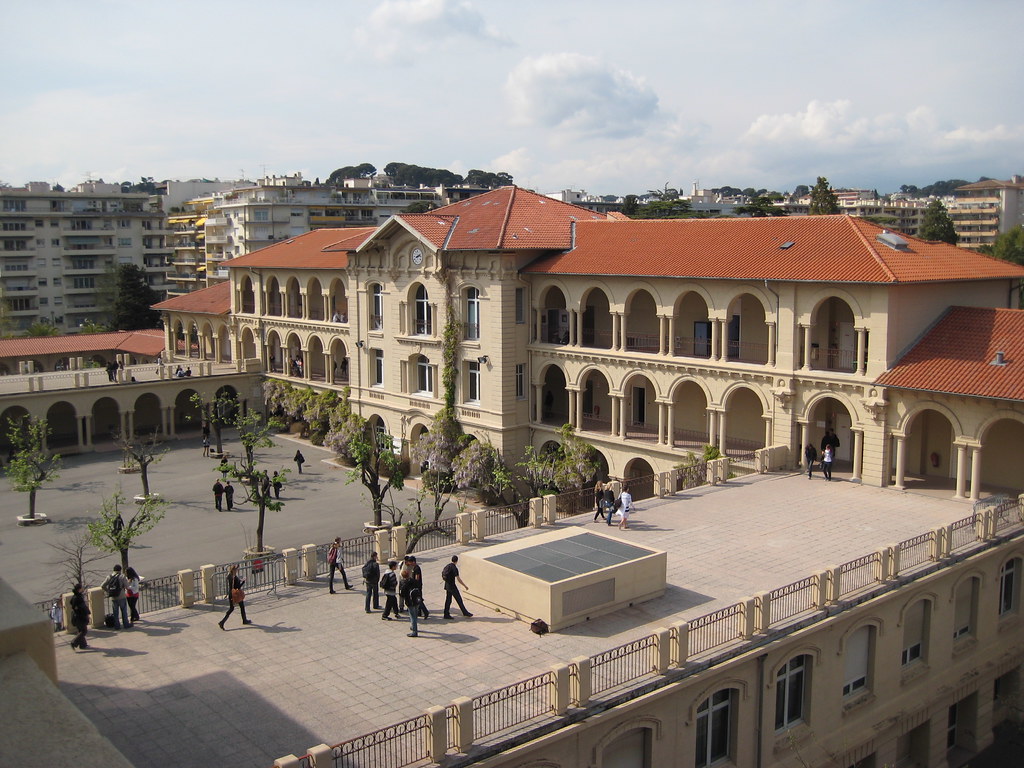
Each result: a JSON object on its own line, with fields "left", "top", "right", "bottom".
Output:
{"left": 775, "top": 656, "right": 806, "bottom": 730}
{"left": 253, "top": 209, "right": 269, "bottom": 222}
{"left": 38, "top": 278, "right": 47, "bottom": 286}
{"left": 416, "top": 358, "right": 434, "bottom": 395}
{"left": 72, "top": 258, "right": 95, "bottom": 270}
{"left": 696, "top": 689, "right": 732, "bottom": 768}
{"left": 3, "top": 200, "right": 27, "bottom": 212}
{"left": 118, "top": 237, "right": 132, "bottom": 247}
{"left": 465, "top": 287, "right": 480, "bottom": 340}
{"left": 953, "top": 579, "right": 976, "bottom": 639}
{"left": 373, "top": 349, "right": 384, "bottom": 386}
{"left": 843, "top": 626, "right": 871, "bottom": 696}
{"left": 515, "top": 363, "right": 526, "bottom": 399}
{"left": 1000, "top": 559, "right": 1020, "bottom": 616}
{"left": 72, "top": 277, "right": 95, "bottom": 289}
{"left": 39, "top": 297, "right": 48, "bottom": 305}
{"left": 2, "top": 222, "right": 27, "bottom": 231}
{"left": 118, "top": 219, "right": 130, "bottom": 228}
{"left": 51, "top": 238, "right": 60, "bottom": 246}
{"left": 54, "top": 297, "right": 63, "bottom": 305}
{"left": 36, "top": 239, "right": 45, "bottom": 246}
{"left": 901, "top": 601, "right": 926, "bottom": 666}
{"left": 515, "top": 287, "right": 525, "bottom": 323}
{"left": 53, "top": 277, "right": 62, "bottom": 285}
{"left": 467, "top": 361, "right": 480, "bottom": 402}
{"left": 3, "top": 240, "right": 27, "bottom": 251}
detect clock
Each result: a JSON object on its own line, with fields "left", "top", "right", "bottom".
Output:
{"left": 411, "top": 247, "right": 423, "bottom": 265}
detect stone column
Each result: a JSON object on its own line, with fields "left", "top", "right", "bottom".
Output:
{"left": 568, "top": 390, "right": 577, "bottom": 428}
{"left": 667, "top": 315, "right": 676, "bottom": 356}
{"left": 852, "top": 429, "right": 864, "bottom": 482}
{"left": 801, "top": 324, "right": 812, "bottom": 370}
{"left": 534, "top": 308, "right": 542, "bottom": 344}
{"left": 611, "top": 396, "right": 620, "bottom": 437}
{"left": 611, "top": 313, "right": 621, "bottom": 351}
{"left": 77, "top": 416, "right": 87, "bottom": 449}
{"left": 767, "top": 321, "right": 777, "bottom": 367}
{"left": 619, "top": 392, "right": 628, "bottom": 437}
{"left": 574, "top": 388, "right": 583, "bottom": 429}
{"left": 212, "top": 334, "right": 222, "bottom": 364}
{"left": 119, "top": 410, "right": 129, "bottom": 438}
{"left": 763, "top": 416, "right": 773, "bottom": 448}
{"left": 533, "top": 384, "right": 542, "bottom": 423}
{"left": 569, "top": 309, "right": 578, "bottom": 346}
{"left": 168, "top": 406, "right": 177, "bottom": 437}
{"left": 659, "top": 316, "right": 668, "bottom": 355}
{"left": 855, "top": 327, "right": 867, "bottom": 375}
{"left": 126, "top": 410, "right": 135, "bottom": 438}
{"left": 708, "top": 408, "right": 718, "bottom": 447}
{"left": 666, "top": 401, "right": 675, "bottom": 448}
{"left": 893, "top": 434, "right": 906, "bottom": 490}
{"left": 969, "top": 446, "right": 982, "bottom": 501}
{"left": 711, "top": 319, "right": 722, "bottom": 361}
{"left": 954, "top": 443, "right": 968, "bottom": 499}
{"left": 325, "top": 352, "right": 334, "bottom": 385}
{"left": 717, "top": 411, "right": 727, "bottom": 455}
{"left": 658, "top": 401, "right": 668, "bottom": 445}
{"left": 302, "top": 348, "right": 311, "bottom": 381}
{"left": 799, "top": 421, "right": 810, "bottom": 466}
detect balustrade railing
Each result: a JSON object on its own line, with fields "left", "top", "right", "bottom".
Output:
{"left": 837, "top": 553, "right": 879, "bottom": 597}
{"left": 688, "top": 603, "right": 745, "bottom": 656}
{"left": 330, "top": 713, "right": 431, "bottom": 768}
{"left": 627, "top": 473, "right": 657, "bottom": 502}
{"left": 895, "top": 532, "right": 934, "bottom": 571}
{"left": 472, "top": 672, "right": 553, "bottom": 741}
{"left": 555, "top": 488, "right": 593, "bottom": 518}
{"left": 624, "top": 332, "right": 660, "bottom": 353}
{"left": 766, "top": 575, "right": 819, "bottom": 625}
{"left": 483, "top": 502, "right": 529, "bottom": 535}
{"left": 591, "top": 635, "right": 658, "bottom": 695}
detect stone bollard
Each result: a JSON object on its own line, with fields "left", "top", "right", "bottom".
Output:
{"left": 671, "top": 620, "right": 690, "bottom": 667}
{"left": 656, "top": 627, "right": 673, "bottom": 674}
{"left": 178, "top": 569, "right": 196, "bottom": 607}
{"left": 456, "top": 512, "right": 472, "bottom": 545}
{"left": 452, "top": 696, "right": 474, "bottom": 753}
{"left": 471, "top": 509, "right": 485, "bottom": 542}
{"left": 273, "top": 756, "right": 301, "bottom": 768}
{"left": 282, "top": 548, "right": 299, "bottom": 585}
{"left": 551, "top": 663, "right": 571, "bottom": 715}
{"left": 543, "top": 495, "right": 556, "bottom": 525}
{"left": 87, "top": 587, "right": 105, "bottom": 630}
{"left": 571, "top": 656, "right": 592, "bottom": 707}
{"left": 374, "top": 528, "right": 390, "bottom": 562}
{"left": 391, "top": 526, "right": 408, "bottom": 559}
{"left": 426, "top": 706, "right": 447, "bottom": 763}
{"left": 201, "top": 564, "right": 217, "bottom": 603}
{"left": 529, "top": 497, "right": 543, "bottom": 528}
{"left": 301, "top": 544, "right": 317, "bottom": 581}
{"left": 306, "top": 744, "right": 332, "bottom": 768}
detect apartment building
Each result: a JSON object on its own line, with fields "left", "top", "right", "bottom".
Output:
{"left": 155, "top": 187, "right": 1024, "bottom": 502}
{"left": 0, "top": 181, "right": 172, "bottom": 333}
{"left": 949, "top": 176, "right": 1024, "bottom": 249}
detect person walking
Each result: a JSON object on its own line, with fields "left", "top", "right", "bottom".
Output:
{"left": 202, "top": 434, "right": 210, "bottom": 457}
{"left": 103, "top": 565, "right": 130, "bottom": 630}
{"left": 593, "top": 480, "right": 606, "bottom": 522}
{"left": 271, "top": 471, "right": 283, "bottom": 499}
{"left": 362, "top": 552, "right": 381, "bottom": 613}
{"left": 804, "top": 443, "right": 817, "bottom": 480}
{"left": 400, "top": 566, "right": 423, "bottom": 638}
{"left": 380, "top": 560, "right": 400, "bottom": 620}
{"left": 213, "top": 480, "right": 224, "bottom": 511}
{"left": 70, "top": 583, "right": 91, "bottom": 650}
{"left": 125, "top": 566, "right": 142, "bottom": 624}
{"left": 294, "top": 450, "right": 305, "bottom": 474}
{"left": 442, "top": 556, "right": 473, "bottom": 619}
{"left": 406, "top": 556, "right": 429, "bottom": 618}
{"left": 822, "top": 445, "right": 834, "bottom": 482}
{"left": 327, "top": 537, "right": 353, "bottom": 593}
{"left": 617, "top": 484, "right": 634, "bottom": 530}
{"left": 603, "top": 484, "right": 615, "bottom": 526}
{"left": 224, "top": 480, "right": 234, "bottom": 511}
{"left": 219, "top": 564, "right": 252, "bottom": 629}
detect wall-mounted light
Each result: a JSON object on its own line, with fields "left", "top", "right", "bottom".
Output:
{"left": 477, "top": 355, "right": 489, "bottom": 364}
{"left": 356, "top": 340, "right": 365, "bottom": 349}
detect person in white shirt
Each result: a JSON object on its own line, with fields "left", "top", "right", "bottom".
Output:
{"left": 618, "top": 485, "right": 634, "bottom": 530}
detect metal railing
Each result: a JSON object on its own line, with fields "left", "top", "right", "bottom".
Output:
{"left": 315, "top": 534, "right": 379, "bottom": 578}
{"left": 330, "top": 713, "right": 431, "bottom": 768}
{"left": 472, "top": 672, "right": 553, "bottom": 741}
{"left": 766, "top": 575, "right": 820, "bottom": 625}
{"left": 591, "top": 635, "right": 658, "bottom": 695}
{"left": 728, "top": 450, "right": 757, "bottom": 471}
{"left": 407, "top": 517, "right": 459, "bottom": 552}
{"left": 483, "top": 502, "right": 529, "bottom": 535}
{"left": 895, "top": 532, "right": 934, "bottom": 571}
{"left": 676, "top": 462, "right": 708, "bottom": 492}
{"left": 624, "top": 332, "right": 659, "bottom": 353}
{"left": 554, "top": 488, "right": 593, "bottom": 518}
{"left": 837, "top": 552, "right": 879, "bottom": 597}
{"left": 136, "top": 573, "right": 183, "bottom": 615}
{"left": 949, "top": 515, "right": 978, "bottom": 551}
{"left": 688, "top": 603, "right": 744, "bottom": 656}
{"left": 212, "top": 554, "right": 286, "bottom": 598}
{"left": 626, "top": 473, "right": 656, "bottom": 502}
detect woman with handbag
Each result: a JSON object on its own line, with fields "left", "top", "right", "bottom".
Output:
{"left": 219, "top": 564, "right": 252, "bottom": 629}
{"left": 125, "top": 566, "right": 142, "bottom": 624}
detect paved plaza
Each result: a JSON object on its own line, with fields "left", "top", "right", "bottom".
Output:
{"left": 0, "top": 431, "right": 422, "bottom": 607}
{"left": 45, "top": 471, "right": 977, "bottom": 768}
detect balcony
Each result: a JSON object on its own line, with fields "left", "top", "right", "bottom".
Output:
{"left": 205, "top": 234, "right": 227, "bottom": 244}
{"left": 205, "top": 216, "right": 227, "bottom": 227}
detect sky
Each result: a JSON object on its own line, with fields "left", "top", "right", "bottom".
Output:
{"left": 2, "top": 0, "right": 1023, "bottom": 197}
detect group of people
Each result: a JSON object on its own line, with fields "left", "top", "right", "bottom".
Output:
{"left": 592, "top": 480, "right": 634, "bottom": 529}
{"left": 70, "top": 564, "right": 143, "bottom": 649}
{"left": 804, "top": 428, "right": 841, "bottom": 481}
{"left": 173, "top": 365, "right": 193, "bottom": 378}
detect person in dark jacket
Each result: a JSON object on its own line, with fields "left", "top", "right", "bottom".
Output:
{"left": 213, "top": 480, "right": 224, "bottom": 511}
{"left": 219, "top": 564, "right": 252, "bottom": 629}
{"left": 224, "top": 480, "right": 234, "bottom": 511}
{"left": 70, "top": 583, "right": 91, "bottom": 649}
{"left": 294, "top": 450, "right": 305, "bottom": 474}
{"left": 442, "top": 555, "right": 473, "bottom": 619}
{"left": 804, "top": 443, "right": 817, "bottom": 480}
{"left": 362, "top": 552, "right": 381, "bottom": 613}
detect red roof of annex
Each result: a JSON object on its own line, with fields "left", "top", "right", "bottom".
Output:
{"left": 875, "top": 306, "right": 1024, "bottom": 402}
{"left": 153, "top": 281, "right": 231, "bottom": 315}
{"left": 0, "top": 329, "right": 165, "bottom": 360}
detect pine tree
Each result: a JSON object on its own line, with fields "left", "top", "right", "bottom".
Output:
{"left": 917, "top": 200, "right": 958, "bottom": 245}
{"left": 808, "top": 177, "right": 840, "bottom": 215}
{"left": 108, "top": 264, "right": 162, "bottom": 330}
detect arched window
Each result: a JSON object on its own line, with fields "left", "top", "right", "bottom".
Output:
{"left": 696, "top": 688, "right": 734, "bottom": 767}
{"left": 999, "top": 558, "right": 1021, "bottom": 616}
{"left": 370, "top": 284, "right": 383, "bottom": 330}
{"left": 775, "top": 655, "right": 808, "bottom": 730}
{"left": 415, "top": 285, "right": 432, "bottom": 335}
{"left": 901, "top": 600, "right": 930, "bottom": 666}
{"left": 465, "top": 287, "right": 480, "bottom": 340}
{"left": 416, "top": 355, "right": 433, "bottom": 395}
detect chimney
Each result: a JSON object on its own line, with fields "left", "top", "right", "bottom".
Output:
{"left": 992, "top": 351, "right": 1007, "bottom": 366}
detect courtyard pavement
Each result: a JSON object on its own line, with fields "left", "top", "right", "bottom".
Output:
{"left": 46, "top": 470, "right": 979, "bottom": 768}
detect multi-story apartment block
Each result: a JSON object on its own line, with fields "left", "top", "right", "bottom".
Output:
{"left": 0, "top": 181, "right": 172, "bottom": 333}
{"left": 157, "top": 187, "right": 1024, "bottom": 502}
{"left": 950, "top": 175, "right": 1024, "bottom": 249}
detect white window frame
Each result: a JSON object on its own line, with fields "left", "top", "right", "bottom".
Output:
{"left": 465, "top": 287, "right": 480, "bottom": 340}
{"left": 414, "top": 285, "right": 432, "bottom": 335}
{"left": 466, "top": 361, "right": 481, "bottom": 403}
{"left": 775, "top": 656, "right": 807, "bottom": 731}
{"left": 416, "top": 355, "right": 433, "bottom": 395}
{"left": 372, "top": 349, "right": 384, "bottom": 387}
{"left": 999, "top": 558, "right": 1020, "bottom": 616}
{"left": 696, "top": 689, "right": 733, "bottom": 768}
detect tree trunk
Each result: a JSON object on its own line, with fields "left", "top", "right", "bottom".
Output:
{"left": 140, "top": 463, "right": 151, "bottom": 497}
{"left": 256, "top": 500, "right": 266, "bottom": 553}
{"left": 120, "top": 548, "right": 129, "bottom": 570}
{"left": 28, "top": 488, "right": 37, "bottom": 519}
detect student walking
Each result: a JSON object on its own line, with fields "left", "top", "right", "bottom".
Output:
{"left": 400, "top": 566, "right": 423, "bottom": 637}
{"left": 70, "top": 583, "right": 91, "bottom": 650}
{"left": 617, "top": 484, "right": 634, "bottom": 530}
{"left": 442, "top": 555, "right": 473, "bottom": 619}
{"left": 224, "top": 480, "right": 234, "bottom": 510}
{"left": 219, "top": 565, "right": 252, "bottom": 629}
{"left": 213, "top": 480, "right": 224, "bottom": 511}
{"left": 603, "top": 485, "right": 615, "bottom": 526}
{"left": 362, "top": 552, "right": 381, "bottom": 612}
{"left": 822, "top": 445, "right": 834, "bottom": 481}
{"left": 327, "top": 537, "right": 353, "bottom": 593}
{"left": 804, "top": 443, "right": 817, "bottom": 480}
{"left": 380, "top": 560, "right": 400, "bottom": 620}
{"left": 593, "top": 480, "right": 607, "bottom": 522}
{"left": 271, "top": 471, "right": 283, "bottom": 499}
{"left": 294, "top": 450, "right": 305, "bottom": 474}
{"left": 202, "top": 435, "right": 210, "bottom": 457}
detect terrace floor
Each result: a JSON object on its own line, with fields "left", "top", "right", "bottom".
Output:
{"left": 53, "top": 472, "right": 979, "bottom": 768}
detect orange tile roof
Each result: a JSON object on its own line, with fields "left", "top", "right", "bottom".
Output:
{"left": 152, "top": 281, "right": 231, "bottom": 315}
{"left": 0, "top": 330, "right": 165, "bottom": 360}
{"left": 876, "top": 307, "right": 1024, "bottom": 402}
{"left": 523, "top": 215, "right": 1024, "bottom": 284}
{"left": 224, "top": 228, "right": 375, "bottom": 270}
{"left": 396, "top": 186, "right": 608, "bottom": 251}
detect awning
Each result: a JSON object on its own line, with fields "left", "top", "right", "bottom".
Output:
{"left": 194, "top": 217, "right": 207, "bottom": 227}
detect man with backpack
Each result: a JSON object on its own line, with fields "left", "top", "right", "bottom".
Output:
{"left": 442, "top": 555, "right": 473, "bottom": 619}
{"left": 379, "top": 560, "right": 400, "bottom": 620}
{"left": 102, "top": 564, "right": 130, "bottom": 630}
{"left": 362, "top": 552, "right": 381, "bottom": 613}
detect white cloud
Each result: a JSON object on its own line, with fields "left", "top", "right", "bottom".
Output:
{"left": 504, "top": 53, "right": 659, "bottom": 140}
{"left": 356, "top": 0, "right": 509, "bottom": 64}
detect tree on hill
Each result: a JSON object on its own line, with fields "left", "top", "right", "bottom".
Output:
{"left": 464, "top": 169, "right": 514, "bottom": 188}
{"left": 632, "top": 199, "right": 694, "bottom": 219}
{"left": 383, "top": 162, "right": 463, "bottom": 187}
{"left": 404, "top": 200, "right": 439, "bottom": 213}
{"left": 621, "top": 195, "right": 639, "bottom": 216}
{"left": 102, "top": 264, "right": 161, "bottom": 330}
{"left": 792, "top": 184, "right": 810, "bottom": 197}
{"left": 917, "top": 199, "right": 958, "bottom": 244}
{"left": 808, "top": 177, "right": 840, "bottom": 214}
{"left": 326, "top": 163, "right": 377, "bottom": 185}
{"left": 735, "top": 196, "right": 788, "bottom": 217}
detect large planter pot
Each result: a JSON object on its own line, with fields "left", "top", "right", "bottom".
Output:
{"left": 243, "top": 546, "right": 276, "bottom": 566}
{"left": 118, "top": 465, "right": 141, "bottom": 474}
{"left": 134, "top": 492, "right": 162, "bottom": 505}
{"left": 17, "top": 513, "right": 50, "bottom": 526}
{"left": 363, "top": 522, "right": 393, "bottom": 535}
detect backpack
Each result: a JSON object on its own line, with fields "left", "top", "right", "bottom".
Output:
{"left": 613, "top": 497, "right": 622, "bottom": 511}
{"left": 441, "top": 563, "right": 455, "bottom": 583}
{"left": 380, "top": 572, "right": 396, "bottom": 590}
{"left": 361, "top": 560, "right": 375, "bottom": 580}
{"left": 103, "top": 575, "right": 120, "bottom": 598}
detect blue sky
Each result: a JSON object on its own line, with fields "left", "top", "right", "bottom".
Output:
{"left": 2, "top": 0, "right": 1022, "bottom": 195}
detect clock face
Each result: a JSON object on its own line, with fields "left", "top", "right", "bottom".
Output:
{"left": 412, "top": 247, "right": 423, "bottom": 265}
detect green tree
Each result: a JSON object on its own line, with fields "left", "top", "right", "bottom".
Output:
{"left": 621, "top": 195, "right": 639, "bottom": 216}
{"left": 6, "top": 417, "right": 61, "bottom": 522}
{"left": 632, "top": 199, "right": 694, "bottom": 219}
{"left": 808, "top": 177, "right": 840, "bottom": 214}
{"left": 982, "top": 226, "right": 1024, "bottom": 265}
{"left": 25, "top": 321, "right": 60, "bottom": 336}
{"left": 404, "top": 200, "right": 438, "bottom": 213}
{"left": 735, "top": 196, "right": 788, "bottom": 217}
{"left": 104, "top": 264, "right": 162, "bottom": 330}
{"left": 87, "top": 489, "right": 167, "bottom": 570}
{"left": 78, "top": 319, "right": 108, "bottom": 334}
{"left": 114, "top": 430, "right": 167, "bottom": 498}
{"left": 326, "top": 163, "right": 377, "bottom": 185}
{"left": 227, "top": 411, "right": 285, "bottom": 553}
{"left": 917, "top": 199, "right": 958, "bottom": 244}
{"left": 190, "top": 389, "right": 238, "bottom": 454}
{"left": 515, "top": 424, "right": 599, "bottom": 499}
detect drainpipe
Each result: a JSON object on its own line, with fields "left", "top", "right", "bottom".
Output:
{"left": 756, "top": 652, "right": 767, "bottom": 768}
